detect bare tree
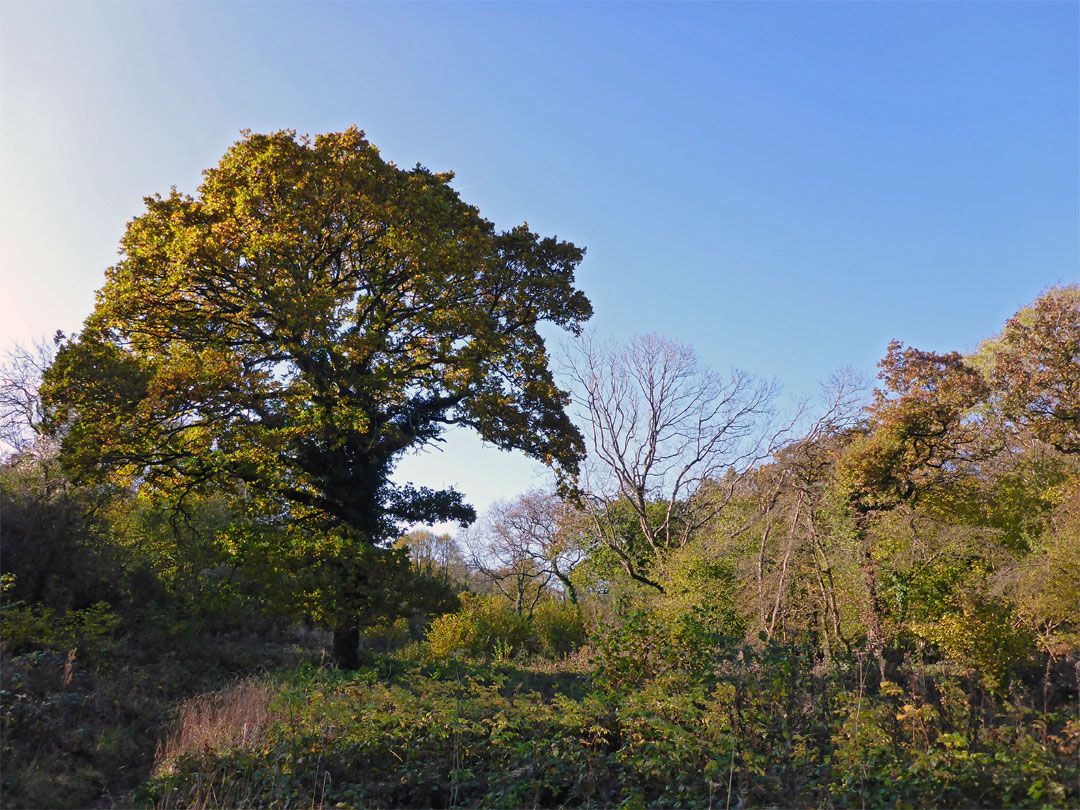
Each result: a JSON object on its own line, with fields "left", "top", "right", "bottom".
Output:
{"left": 750, "top": 368, "right": 866, "bottom": 651}
{"left": 465, "top": 490, "right": 586, "bottom": 615}
{"left": 566, "top": 333, "right": 780, "bottom": 591}
{"left": 492, "top": 490, "right": 586, "bottom": 604}
{"left": 0, "top": 338, "right": 56, "bottom": 456}
{"left": 465, "top": 523, "right": 549, "bottom": 618}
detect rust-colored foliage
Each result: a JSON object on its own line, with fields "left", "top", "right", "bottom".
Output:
{"left": 838, "top": 341, "right": 989, "bottom": 511}
{"left": 986, "top": 284, "right": 1080, "bottom": 454}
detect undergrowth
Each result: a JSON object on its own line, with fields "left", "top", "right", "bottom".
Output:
{"left": 138, "top": 637, "right": 1079, "bottom": 810}
{"left": 0, "top": 613, "right": 323, "bottom": 809}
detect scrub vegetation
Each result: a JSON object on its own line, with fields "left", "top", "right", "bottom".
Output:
{"left": 2, "top": 130, "right": 1077, "bottom": 808}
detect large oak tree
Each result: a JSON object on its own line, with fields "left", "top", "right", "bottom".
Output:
{"left": 41, "top": 129, "right": 591, "bottom": 667}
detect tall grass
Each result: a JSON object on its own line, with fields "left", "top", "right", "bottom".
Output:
{"left": 156, "top": 678, "right": 277, "bottom": 766}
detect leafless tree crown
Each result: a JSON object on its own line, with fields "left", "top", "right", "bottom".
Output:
{"left": 565, "top": 333, "right": 779, "bottom": 587}
{"left": 0, "top": 339, "right": 56, "bottom": 456}
{"left": 464, "top": 490, "right": 584, "bottom": 612}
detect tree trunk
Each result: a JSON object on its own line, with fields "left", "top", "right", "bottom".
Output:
{"left": 861, "top": 545, "right": 888, "bottom": 680}
{"left": 332, "top": 624, "right": 361, "bottom": 670}
{"left": 555, "top": 570, "right": 578, "bottom": 605}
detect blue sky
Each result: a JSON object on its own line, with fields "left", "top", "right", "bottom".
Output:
{"left": 1, "top": 1, "right": 1077, "bottom": 519}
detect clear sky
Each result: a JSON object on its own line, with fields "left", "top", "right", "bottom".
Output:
{"left": 1, "top": 1, "right": 1077, "bottom": 522}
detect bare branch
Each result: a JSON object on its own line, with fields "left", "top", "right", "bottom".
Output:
{"left": 0, "top": 338, "right": 57, "bottom": 457}
{"left": 464, "top": 490, "right": 585, "bottom": 611}
{"left": 565, "top": 333, "right": 778, "bottom": 587}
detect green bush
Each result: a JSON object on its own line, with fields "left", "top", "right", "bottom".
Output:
{"left": 0, "top": 600, "right": 121, "bottom": 659}
{"left": 532, "top": 600, "right": 587, "bottom": 656}
{"left": 654, "top": 540, "right": 746, "bottom": 641}
{"left": 426, "top": 594, "right": 533, "bottom": 659}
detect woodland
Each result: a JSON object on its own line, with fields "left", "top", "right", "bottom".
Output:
{"left": 1, "top": 130, "right": 1077, "bottom": 809}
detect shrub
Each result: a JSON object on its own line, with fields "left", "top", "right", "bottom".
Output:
{"left": 909, "top": 595, "right": 1036, "bottom": 689}
{"left": 426, "top": 594, "right": 532, "bottom": 659}
{"left": 532, "top": 600, "right": 587, "bottom": 657}
{"left": 0, "top": 600, "right": 121, "bottom": 659}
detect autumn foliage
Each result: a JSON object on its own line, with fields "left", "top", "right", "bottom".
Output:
{"left": 1, "top": 127, "right": 1076, "bottom": 806}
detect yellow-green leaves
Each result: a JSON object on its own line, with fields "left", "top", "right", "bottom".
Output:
{"left": 41, "top": 128, "right": 590, "bottom": 545}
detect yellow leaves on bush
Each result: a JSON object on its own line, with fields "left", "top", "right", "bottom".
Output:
{"left": 909, "top": 597, "right": 1034, "bottom": 690}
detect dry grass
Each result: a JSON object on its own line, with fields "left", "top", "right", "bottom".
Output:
{"left": 156, "top": 677, "right": 278, "bottom": 766}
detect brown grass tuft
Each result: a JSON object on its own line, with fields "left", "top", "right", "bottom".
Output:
{"left": 157, "top": 678, "right": 277, "bottom": 765}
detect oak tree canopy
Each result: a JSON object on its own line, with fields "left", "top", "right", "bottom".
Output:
{"left": 41, "top": 128, "right": 591, "bottom": 666}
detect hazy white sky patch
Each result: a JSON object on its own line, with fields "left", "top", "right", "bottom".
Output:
{"left": 0, "top": 286, "right": 30, "bottom": 351}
